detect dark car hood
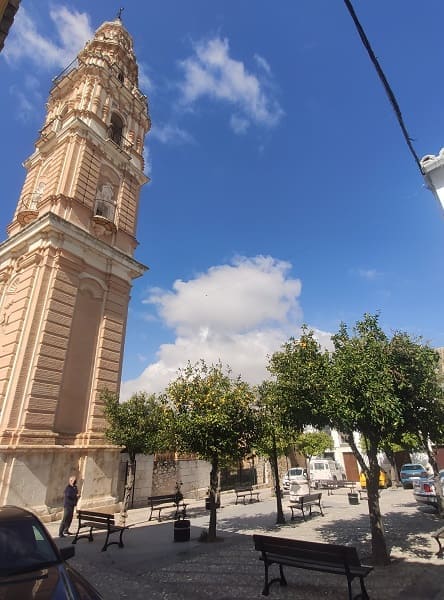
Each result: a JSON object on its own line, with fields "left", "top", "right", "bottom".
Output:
{"left": 0, "top": 565, "right": 68, "bottom": 600}
{"left": 0, "top": 562, "right": 102, "bottom": 600}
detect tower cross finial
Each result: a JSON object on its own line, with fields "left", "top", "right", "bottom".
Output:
{"left": 117, "top": 7, "right": 124, "bottom": 20}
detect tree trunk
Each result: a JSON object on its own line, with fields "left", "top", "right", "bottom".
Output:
{"left": 367, "top": 448, "right": 390, "bottom": 565}
{"left": 384, "top": 448, "right": 399, "bottom": 487}
{"left": 119, "top": 452, "right": 136, "bottom": 526}
{"left": 348, "top": 434, "right": 390, "bottom": 565}
{"left": 207, "top": 456, "right": 219, "bottom": 541}
{"left": 270, "top": 433, "right": 285, "bottom": 524}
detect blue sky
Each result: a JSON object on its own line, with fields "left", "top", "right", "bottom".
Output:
{"left": 1, "top": 1, "right": 444, "bottom": 397}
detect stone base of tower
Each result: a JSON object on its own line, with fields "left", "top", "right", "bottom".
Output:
{"left": 0, "top": 445, "right": 122, "bottom": 522}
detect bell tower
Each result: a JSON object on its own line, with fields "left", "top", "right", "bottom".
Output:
{"left": 0, "top": 17, "right": 149, "bottom": 515}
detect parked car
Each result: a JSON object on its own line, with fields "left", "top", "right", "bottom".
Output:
{"left": 400, "top": 463, "right": 428, "bottom": 488}
{"left": 282, "top": 467, "right": 307, "bottom": 492}
{"left": 359, "top": 468, "right": 391, "bottom": 490}
{"left": 0, "top": 505, "right": 103, "bottom": 599}
{"left": 413, "top": 470, "right": 444, "bottom": 509}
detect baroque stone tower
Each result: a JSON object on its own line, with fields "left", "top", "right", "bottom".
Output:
{"left": 0, "top": 17, "right": 149, "bottom": 516}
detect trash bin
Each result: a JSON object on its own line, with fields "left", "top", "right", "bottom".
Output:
{"left": 205, "top": 496, "right": 220, "bottom": 510}
{"left": 174, "top": 519, "right": 190, "bottom": 542}
{"left": 348, "top": 492, "right": 359, "bottom": 505}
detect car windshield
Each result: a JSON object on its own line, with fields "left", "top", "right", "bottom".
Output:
{"left": 289, "top": 468, "right": 304, "bottom": 477}
{"left": 402, "top": 465, "right": 423, "bottom": 471}
{"left": 313, "top": 463, "right": 325, "bottom": 470}
{"left": 0, "top": 518, "right": 59, "bottom": 576}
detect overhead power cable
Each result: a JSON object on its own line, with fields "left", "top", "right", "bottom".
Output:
{"left": 343, "top": 0, "right": 423, "bottom": 175}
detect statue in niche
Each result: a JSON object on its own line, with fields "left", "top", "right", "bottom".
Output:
{"left": 94, "top": 182, "right": 116, "bottom": 223}
{"left": 96, "top": 183, "right": 114, "bottom": 202}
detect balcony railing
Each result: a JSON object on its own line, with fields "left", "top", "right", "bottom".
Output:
{"left": 106, "top": 127, "right": 134, "bottom": 153}
{"left": 93, "top": 199, "right": 115, "bottom": 222}
{"left": 16, "top": 192, "right": 41, "bottom": 225}
{"left": 51, "top": 57, "right": 80, "bottom": 88}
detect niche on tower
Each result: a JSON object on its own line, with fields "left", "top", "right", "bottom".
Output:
{"left": 91, "top": 165, "right": 120, "bottom": 237}
{"left": 54, "top": 276, "right": 105, "bottom": 435}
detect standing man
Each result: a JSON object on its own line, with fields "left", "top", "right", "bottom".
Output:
{"left": 59, "top": 476, "right": 79, "bottom": 537}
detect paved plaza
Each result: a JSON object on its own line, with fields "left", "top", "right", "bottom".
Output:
{"left": 46, "top": 486, "right": 444, "bottom": 599}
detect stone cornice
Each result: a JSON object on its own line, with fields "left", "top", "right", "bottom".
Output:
{"left": 0, "top": 212, "right": 148, "bottom": 281}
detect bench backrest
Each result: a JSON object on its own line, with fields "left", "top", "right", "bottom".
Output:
{"left": 148, "top": 494, "right": 178, "bottom": 505}
{"left": 253, "top": 535, "right": 362, "bottom": 569}
{"left": 235, "top": 486, "right": 253, "bottom": 492}
{"left": 78, "top": 510, "right": 114, "bottom": 525}
{"left": 300, "top": 492, "right": 321, "bottom": 502}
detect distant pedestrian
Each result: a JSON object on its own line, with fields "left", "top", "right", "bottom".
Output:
{"left": 59, "top": 476, "right": 79, "bottom": 537}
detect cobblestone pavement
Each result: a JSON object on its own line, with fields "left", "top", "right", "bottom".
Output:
{"left": 48, "top": 487, "right": 444, "bottom": 599}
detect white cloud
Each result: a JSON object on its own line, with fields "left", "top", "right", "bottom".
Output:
{"left": 230, "top": 114, "right": 250, "bottom": 134}
{"left": 150, "top": 123, "right": 194, "bottom": 144}
{"left": 138, "top": 63, "right": 154, "bottom": 93}
{"left": 254, "top": 53, "right": 271, "bottom": 74}
{"left": 9, "top": 75, "right": 44, "bottom": 122}
{"left": 121, "top": 256, "right": 332, "bottom": 398}
{"left": 178, "top": 37, "right": 283, "bottom": 130}
{"left": 354, "top": 268, "right": 381, "bottom": 281}
{"left": 4, "top": 6, "right": 92, "bottom": 69}
{"left": 143, "top": 144, "right": 151, "bottom": 177}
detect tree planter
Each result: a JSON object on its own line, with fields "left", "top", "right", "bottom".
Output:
{"left": 174, "top": 519, "right": 190, "bottom": 542}
{"left": 348, "top": 492, "right": 360, "bottom": 505}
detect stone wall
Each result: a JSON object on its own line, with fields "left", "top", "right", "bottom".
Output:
{"left": 0, "top": 446, "right": 121, "bottom": 521}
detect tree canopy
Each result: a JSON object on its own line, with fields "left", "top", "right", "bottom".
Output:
{"left": 166, "top": 360, "right": 258, "bottom": 540}
{"left": 102, "top": 390, "right": 172, "bottom": 524}
{"left": 268, "top": 327, "right": 330, "bottom": 431}
{"left": 268, "top": 313, "right": 444, "bottom": 565}
{"left": 296, "top": 431, "right": 333, "bottom": 463}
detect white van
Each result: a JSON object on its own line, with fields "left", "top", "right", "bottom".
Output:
{"left": 309, "top": 459, "right": 344, "bottom": 487}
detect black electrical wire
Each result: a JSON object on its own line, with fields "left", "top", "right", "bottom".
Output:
{"left": 343, "top": 0, "right": 424, "bottom": 175}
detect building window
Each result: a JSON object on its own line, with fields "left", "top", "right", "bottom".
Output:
{"left": 108, "top": 113, "right": 124, "bottom": 146}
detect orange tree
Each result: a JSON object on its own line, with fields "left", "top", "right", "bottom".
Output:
{"left": 328, "top": 314, "right": 444, "bottom": 562}
{"left": 269, "top": 314, "right": 444, "bottom": 565}
{"left": 166, "top": 360, "right": 258, "bottom": 541}
{"left": 295, "top": 431, "right": 333, "bottom": 487}
{"left": 102, "top": 390, "right": 172, "bottom": 525}
{"left": 387, "top": 331, "right": 444, "bottom": 514}
{"left": 254, "top": 380, "right": 298, "bottom": 524}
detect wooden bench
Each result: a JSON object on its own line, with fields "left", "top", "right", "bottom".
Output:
{"left": 234, "top": 485, "right": 261, "bottom": 505}
{"left": 432, "top": 526, "right": 444, "bottom": 558}
{"left": 72, "top": 510, "right": 126, "bottom": 552}
{"left": 147, "top": 494, "right": 187, "bottom": 522}
{"left": 325, "top": 481, "right": 339, "bottom": 496}
{"left": 253, "top": 534, "right": 373, "bottom": 599}
{"left": 337, "top": 480, "right": 357, "bottom": 492}
{"left": 289, "top": 492, "right": 323, "bottom": 521}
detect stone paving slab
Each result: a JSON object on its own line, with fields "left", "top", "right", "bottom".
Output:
{"left": 47, "top": 487, "right": 444, "bottom": 599}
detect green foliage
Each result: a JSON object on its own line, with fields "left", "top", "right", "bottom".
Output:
{"left": 102, "top": 390, "right": 173, "bottom": 460}
{"left": 167, "top": 360, "right": 258, "bottom": 465}
{"left": 388, "top": 331, "right": 444, "bottom": 447}
{"left": 328, "top": 313, "right": 400, "bottom": 442}
{"left": 254, "top": 380, "right": 298, "bottom": 458}
{"left": 268, "top": 313, "right": 444, "bottom": 564}
{"left": 296, "top": 431, "right": 333, "bottom": 460}
{"left": 268, "top": 326, "right": 330, "bottom": 430}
